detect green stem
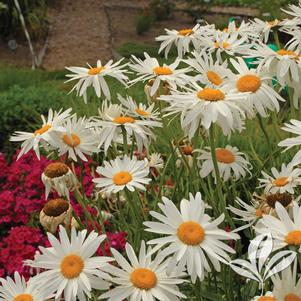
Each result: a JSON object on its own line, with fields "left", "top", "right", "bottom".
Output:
{"left": 121, "top": 127, "right": 128, "bottom": 154}
{"left": 288, "top": 86, "right": 296, "bottom": 118}
{"left": 257, "top": 114, "right": 271, "bottom": 148}
{"left": 273, "top": 30, "right": 281, "bottom": 50}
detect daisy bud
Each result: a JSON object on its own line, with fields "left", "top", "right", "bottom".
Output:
{"left": 40, "top": 198, "right": 72, "bottom": 233}
{"left": 42, "top": 162, "right": 77, "bottom": 200}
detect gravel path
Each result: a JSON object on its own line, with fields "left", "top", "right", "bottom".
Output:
{"left": 42, "top": 0, "right": 112, "bottom": 70}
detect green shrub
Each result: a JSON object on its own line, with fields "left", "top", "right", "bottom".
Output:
{"left": 136, "top": 8, "right": 154, "bottom": 35}
{"left": 0, "top": 84, "right": 73, "bottom": 155}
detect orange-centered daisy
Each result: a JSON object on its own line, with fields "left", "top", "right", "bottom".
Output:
{"left": 13, "top": 294, "right": 33, "bottom": 301}
{"left": 197, "top": 88, "right": 225, "bottom": 101}
{"left": 34, "top": 124, "right": 52, "bottom": 136}
{"left": 135, "top": 108, "right": 149, "bottom": 116}
{"left": 177, "top": 221, "right": 205, "bottom": 245}
{"left": 285, "top": 230, "right": 301, "bottom": 246}
{"left": 153, "top": 66, "right": 173, "bottom": 76}
{"left": 284, "top": 293, "right": 301, "bottom": 301}
{"left": 272, "top": 177, "right": 289, "bottom": 187}
{"left": 63, "top": 134, "right": 81, "bottom": 147}
{"left": 130, "top": 268, "right": 157, "bottom": 290}
{"left": 60, "top": 254, "right": 84, "bottom": 279}
{"left": 113, "top": 116, "right": 136, "bottom": 124}
{"left": 88, "top": 66, "right": 106, "bottom": 75}
{"left": 207, "top": 71, "right": 223, "bottom": 86}
{"left": 236, "top": 74, "right": 261, "bottom": 93}
{"left": 113, "top": 171, "right": 133, "bottom": 185}
{"left": 214, "top": 41, "right": 230, "bottom": 49}
{"left": 216, "top": 148, "right": 235, "bottom": 163}
{"left": 177, "top": 28, "right": 193, "bottom": 36}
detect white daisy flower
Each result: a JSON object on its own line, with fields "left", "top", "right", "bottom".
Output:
{"left": 223, "top": 57, "right": 285, "bottom": 117}
{"left": 228, "top": 197, "right": 264, "bottom": 232}
{"left": 148, "top": 152, "right": 164, "bottom": 169}
{"left": 248, "top": 43, "right": 301, "bottom": 86}
{"left": 28, "top": 226, "right": 112, "bottom": 301}
{"left": 95, "top": 101, "right": 162, "bottom": 153}
{"left": 155, "top": 23, "right": 213, "bottom": 58}
{"left": 129, "top": 53, "right": 191, "bottom": 96}
{"left": 0, "top": 272, "right": 50, "bottom": 301}
{"left": 144, "top": 192, "right": 240, "bottom": 283}
{"left": 201, "top": 31, "right": 250, "bottom": 62}
{"left": 65, "top": 59, "right": 128, "bottom": 102}
{"left": 197, "top": 145, "right": 252, "bottom": 182}
{"left": 251, "top": 18, "right": 282, "bottom": 43}
{"left": 41, "top": 162, "right": 77, "bottom": 200}
{"left": 282, "top": 2, "right": 301, "bottom": 25}
{"left": 10, "top": 108, "right": 72, "bottom": 160}
{"left": 282, "top": 27, "right": 301, "bottom": 52}
{"left": 48, "top": 115, "right": 99, "bottom": 162}
{"left": 278, "top": 119, "right": 301, "bottom": 164}
{"left": 272, "top": 260, "right": 301, "bottom": 301}
{"left": 223, "top": 20, "right": 259, "bottom": 40}
{"left": 256, "top": 202, "right": 301, "bottom": 253}
{"left": 93, "top": 155, "right": 151, "bottom": 193}
{"left": 258, "top": 163, "right": 301, "bottom": 194}
{"left": 99, "top": 241, "right": 187, "bottom": 301}
{"left": 184, "top": 51, "right": 232, "bottom": 87}
{"left": 161, "top": 83, "right": 246, "bottom": 138}
{"left": 117, "top": 94, "right": 160, "bottom": 120}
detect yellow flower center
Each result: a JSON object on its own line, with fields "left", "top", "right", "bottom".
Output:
{"left": 34, "top": 124, "right": 52, "bottom": 136}
{"left": 284, "top": 294, "right": 301, "bottom": 301}
{"left": 13, "top": 294, "right": 33, "bottom": 301}
{"left": 177, "top": 28, "right": 193, "bottom": 36}
{"left": 135, "top": 108, "right": 149, "bottom": 116}
{"left": 113, "top": 171, "right": 133, "bottom": 185}
{"left": 88, "top": 66, "right": 105, "bottom": 75}
{"left": 272, "top": 177, "right": 289, "bottom": 187}
{"left": 63, "top": 134, "right": 81, "bottom": 147}
{"left": 113, "top": 116, "right": 136, "bottom": 124}
{"left": 130, "top": 268, "right": 157, "bottom": 290}
{"left": 258, "top": 297, "right": 276, "bottom": 301}
{"left": 197, "top": 88, "right": 225, "bottom": 101}
{"left": 268, "top": 19, "right": 279, "bottom": 27}
{"left": 214, "top": 41, "right": 230, "bottom": 49}
{"left": 285, "top": 230, "right": 301, "bottom": 246}
{"left": 153, "top": 66, "right": 173, "bottom": 75}
{"left": 60, "top": 254, "right": 84, "bottom": 279}
{"left": 43, "top": 198, "right": 70, "bottom": 217}
{"left": 215, "top": 148, "right": 235, "bottom": 164}
{"left": 44, "top": 162, "right": 69, "bottom": 178}
{"left": 177, "top": 221, "right": 205, "bottom": 245}
{"left": 237, "top": 74, "right": 261, "bottom": 93}
{"left": 277, "top": 49, "right": 299, "bottom": 57}
{"left": 255, "top": 209, "right": 264, "bottom": 217}
{"left": 207, "top": 71, "right": 223, "bottom": 86}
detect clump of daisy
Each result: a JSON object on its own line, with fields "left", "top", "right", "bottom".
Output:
{"left": 0, "top": 272, "right": 50, "bottom": 301}
{"left": 144, "top": 192, "right": 240, "bottom": 282}
{"left": 39, "top": 198, "right": 72, "bottom": 233}
{"left": 129, "top": 53, "right": 191, "bottom": 97}
{"left": 48, "top": 115, "right": 100, "bottom": 162}
{"left": 258, "top": 163, "right": 301, "bottom": 194}
{"left": 197, "top": 145, "right": 252, "bottom": 182}
{"left": 10, "top": 108, "right": 72, "bottom": 160}
{"left": 251, "top": 18, "right": 282, "bottom": 43}
{"left": 28, "top": 226, "right": 112, "bottom": 301}
{"left": 94, "top": 101, "right": 162, "bottom": 153}
{"left": 161, "top": 83, "right": 246, "bottom": 138}
{"left": 256, "top": 202, "right": 301, "bottom": 253}
{"left": 99, "top": 241, "right": 187, "bottom": 301}
{"left": 65, "top": 59, "right": 128, "bottom": 102}
{"left": 223, "top": 57, "right": 285, "bottom": 117}
{"left": 93, "top": 155, "right": 151, "bottom": 193}
{"left": 41, "top": 162, "right": 77, "bottom": 199}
